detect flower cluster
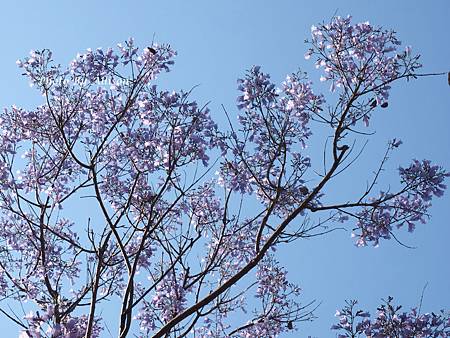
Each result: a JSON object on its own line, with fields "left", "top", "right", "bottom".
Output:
{"left": 182, "top": 182, "right": 224, "bottom": 232}
{"left": 135, "top": 300, "right": 157, "bottom": 335}
{"left": 237, "top": 256, "right": 303, "bottom": 337}
{"left": 20, "top": 307, "right": 102, "bottom": 338}
{"left": 70, "top": 37, "right": 176, "bottom": 86}
{"left": 0, "top": 212, "right": 81, "bottom": 303}
{"left": 399, "top": 160, "right": 449, "bottom": 201}
{"left": 125, "top": 235, "right": 155, "bottom": 271}
{"left": 136, "top": 271, "right": 190, "bottom": 335}
{"left": 0, "top": 267, "right": 8, "bottom": 296}
{"left": 98, "top": 86, "right": 224, "bottom": 215}
{"left": 70, "top": 46, "right": 119, "bottom": 83}
{"left": 352, "top": 160, "right": 448, "bottom": 246}
{"left": 332, "top": 298, "right": 450, "bottom": 337}
{"left": 194, "top": 316, "right": 229, "bottom": 337}
{"left": 236, "top": 67, "right": 322, "bottom": 152}
{"left": 306, "top": 16, "right": 421, "bottom": 99}
{"left": 16, "top": 49, "right": 60, "bottom": 90}
{"left": 219, "top": 67, "right": 321, "bottom": 216}
{"left": 236, "top": 65, "right": 276, "bottom": 110}
{"left": 201, "top": 217, "right": 259, "bottom": 281}
{"left": 151, "top": 272, "right": 189, "bottom": 322}
{"left": 305, "top": 16, "right": 422, "bottom": 129}
{"left": 192, "top": 255, "right": 307, "bottom": 338}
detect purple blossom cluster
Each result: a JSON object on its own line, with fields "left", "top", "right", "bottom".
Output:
{"left": 136, "top": 271, "right": 190, "bottom": 335}
{"left": 236, "top": 67, "right": 323, "bottom": 153}
{"left": 203, "top": 217, "right": 259, "bottom": 279}
{"left": 305, "top": 16, "right": 422, "bottom": 129}
{"left": 19, "top": 306, "right": 102, "bottom": 338}
{"left": 353, "top": 160, "right": 448, "bottom": 246}
{"left": 125, "top": 235, "right": 155, "bottom": 271}
{"left": 0, "top": 213, "right": 80, "bottom": 300}
{"left": 332, "top": 298, "right": 450, "bottom": 337}
{"left": 70, "top": 46, "right": 119, "bottom": 83}
{"left": 306, "top": 16, "right": 421, "bottom": 99}
{"left": 134, "top": 300, "right": 157, "bottom": 335}
{"left": 400, "top": 160, "right": 449, "bottom": 201}
{"left": 182, "top": 182, "right": 224, "bottom": 231}
{"left": 194, "top": 316, "right": 228, "bottom": 337}
{"left": 69, "top": 38, "right": 175, "bottom": 86}
{"left": 237, "top": 256, "right": 303, "bottom": 337}
{"left": 0, "top": 267, "right": 8, "bottom": 296}
{"left": 151, "top": 271, "right": 189, "bottom": 322}
{"left": 97, "top": 86, "right": 224, "bottom": 216}
{"left": 191, "top": 255, "right": 308, "bottom": 338}
{"left": 16, "top": 49, "right": 59, "bottom": 91}
{"left": 219, "top": 67, "right": 321, "bottom": 216}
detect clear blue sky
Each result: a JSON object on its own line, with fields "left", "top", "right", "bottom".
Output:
{"left": 0, "top": 1, "right": 449, "bottom": 337}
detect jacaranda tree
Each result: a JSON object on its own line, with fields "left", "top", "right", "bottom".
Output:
{"left": 0, "top": 15, "right": 448, "bottom": 337}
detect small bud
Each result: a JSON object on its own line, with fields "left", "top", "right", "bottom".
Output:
{"left": 381, "top": 102, "right": 388, "bottom": 108}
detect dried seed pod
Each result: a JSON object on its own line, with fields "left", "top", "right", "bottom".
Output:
{"left": 370, "top": 98, "right": 377, "bottom": 108}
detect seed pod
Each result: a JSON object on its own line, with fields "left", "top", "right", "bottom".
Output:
{"left": 299, "top": 186, "right": 309, "bottom": 195}
{"left": 381, "top": 102, "right": 388, "bottom": 108}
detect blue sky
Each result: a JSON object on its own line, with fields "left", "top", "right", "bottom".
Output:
{"left": 0, "top": 1, "right": 449, "bottom": 337}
